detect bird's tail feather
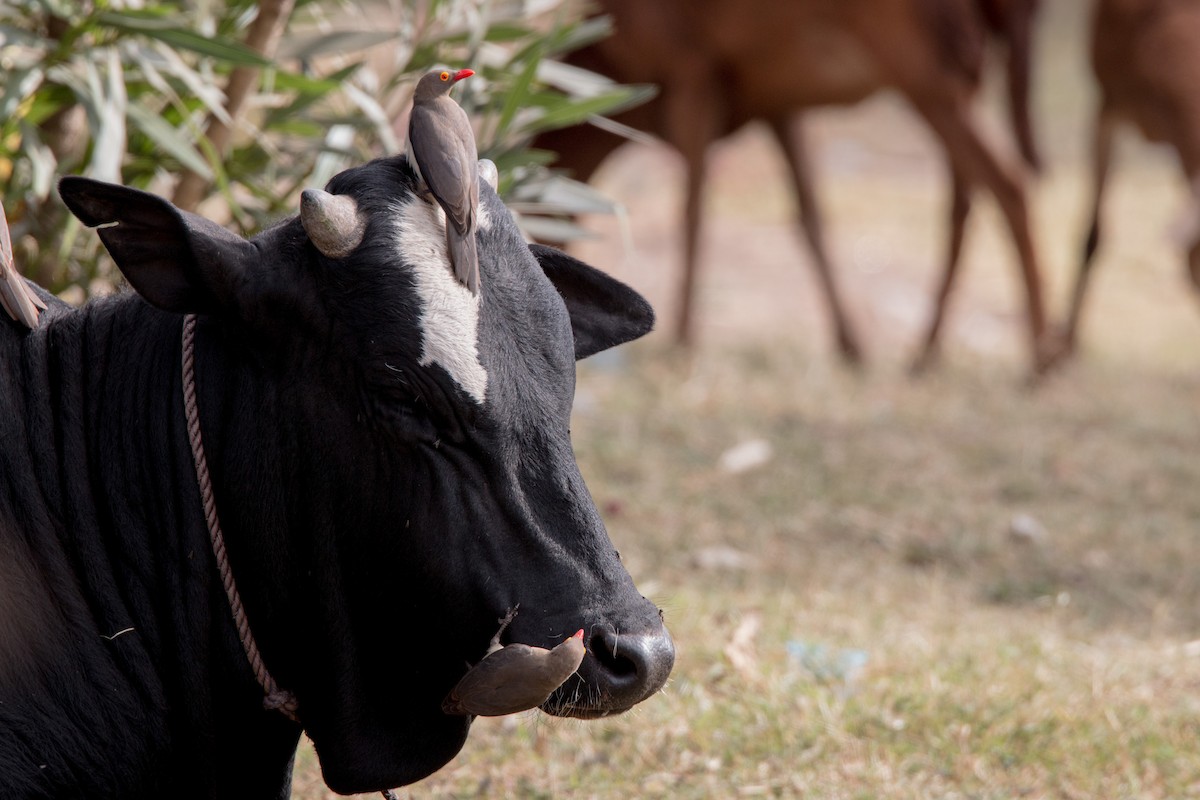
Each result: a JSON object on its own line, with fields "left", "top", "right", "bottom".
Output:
{"left": 0, "top": 273, "right": 44, "bottom": 329}
{"left": 447, "top": 228, "right": 480, "bottom": 295}
{"left": 1, "top": 205, "right": 45, "bottom": 329}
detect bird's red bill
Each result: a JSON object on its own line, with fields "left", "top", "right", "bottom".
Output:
{"left": 453, "top": 69, "right": 475, "bottom": 82}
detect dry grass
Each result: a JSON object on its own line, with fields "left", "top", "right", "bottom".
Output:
{"left": 292, "top": 1, "right": 1200, "bottom": 796}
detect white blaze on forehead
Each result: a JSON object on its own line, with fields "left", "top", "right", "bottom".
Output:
{"left": 390, "top": 196, "right": 489, "bottom": 403}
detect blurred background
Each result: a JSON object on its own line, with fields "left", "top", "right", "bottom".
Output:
{"left": 6, "top": 0, "right": 1200, "bottom": 796}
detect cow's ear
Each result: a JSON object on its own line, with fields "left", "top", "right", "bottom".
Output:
{"left": 59, "top": 176, "right": 254, "bottom": 315}
{"left": 529, "top": 243, "right": 655, "bottom": 359}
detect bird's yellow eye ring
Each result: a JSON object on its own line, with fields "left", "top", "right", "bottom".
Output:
{"left": 440, "top": 71, "right": 450, "bottom": 81}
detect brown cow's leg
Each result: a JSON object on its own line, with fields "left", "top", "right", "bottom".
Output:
{"left": 1185, "top": 178, "right": 1200, "bottom": 293}
{"left": 1060, "top": 109, "right": 1116, "bottom": 360}
{"left": 768, "top": 115, "right": 864, "bottom": 365}
{"left": 1175, "top": 166, "right": 1200, "bottom": 296}
{"left": 914, "top": 96, "right": 1048, "bottom": 373}
{"left": 1006, "top": 0, "right": 1042, "bottom": 172}
{"left": 1187, "top": 237, "right": 1200, "bottom": 294}
{"left": 664, "top": 74, "right": 722, "bottom": 347}
{"left": 912, "top": 166, "right": 971, "bottom": 374}
{"left": 676, "top": 152, "right": 706, "bottom": 347}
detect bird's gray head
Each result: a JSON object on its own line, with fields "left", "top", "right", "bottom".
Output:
{"left": 414, "top": 67, "right": 475, "bottom": 102}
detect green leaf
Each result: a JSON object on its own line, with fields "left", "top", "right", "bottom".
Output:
{"left": 141, "top": 41, "right": 233, "bottom": 125}
{"left": 270, "top": 63, "right": 359, "bottom": 97}
{"left": 482, "top": 23, "right": 534, "bottom": 42}
{"left": 0, "top": 67, "right": 43, "bottom": 121}
{"left": 341, "top": 82, "right": 400, "bottom": 153}
{"left": 513, "top": 174, "right": 618, "bottom": 215}
{"left": 81, "top": 51, "right": 127, "bottom": 184}
{"left": 31, "top": 0, "right": 77, "bottom": 21}
{"left": 519, "top": 85, "right": 657, "bottom": 134}
{"left": 550, "top": 15, "right": 613, "bottom": 55}
{"left": 0, "top": 24, "right": 48, "bottom": 51}
{"left": 264, "top": 119, "right": 327, "bottom": 138}
{"left": 494, "top": 53, "right": 543, "bottom": 142}
{"left": 277, "top": 29, "right": 401, "bottom": 60}
{"left": 96, "top": 11, "right": 273, "bottom": 66}
{"left": 18, "top": 122, "right": 56, "bottom": 200}
{"left": 514, "top": 214, "right": 597, "bottom": 244}
{"left": 125, "top": 101, "right": 212, "bottom": 179}
{"left": 485, "top": 147, "right": 558, "bottom": 173}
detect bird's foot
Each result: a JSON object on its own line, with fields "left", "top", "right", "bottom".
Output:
{"left": 496, "top": 605, "right": 519, "bottom": 633}
{"left": 486, "top": 605, "right": 519, "bottom": 652}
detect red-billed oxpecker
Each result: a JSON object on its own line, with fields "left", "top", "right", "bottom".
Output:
{"left": 406, "top": 67, "right": 481, "bottom": 294}
{"left": 442, "top": 609, "right": 587, "bottom": 717}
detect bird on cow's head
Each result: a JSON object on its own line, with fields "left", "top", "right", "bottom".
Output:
{"left": 407, "top": 67, "right": 480, "bottom": 295}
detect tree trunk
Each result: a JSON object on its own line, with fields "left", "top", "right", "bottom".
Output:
{"left": 172, "top": 0, "right": 297, "bottom": 212}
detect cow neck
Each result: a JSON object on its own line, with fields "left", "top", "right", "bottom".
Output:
{"left": 180, "top": 313, "right": 300, "bottom": 724}
{"left": 182, "top": 315, "right": 402, "bottom": 800}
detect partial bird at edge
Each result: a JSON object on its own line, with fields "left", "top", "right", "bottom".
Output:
{"left": 0, "top": 204, "right": 46, "bottom": 330}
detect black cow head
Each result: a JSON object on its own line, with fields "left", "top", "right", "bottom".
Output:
{"left": 58, "top": 156, "right": 673, "bottom": 792}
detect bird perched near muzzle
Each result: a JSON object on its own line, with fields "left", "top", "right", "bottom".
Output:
{"left": 442, "top": 609, "right": 587, "bottom": 717}
{"left": 406, "top": 67, "right": 481, "bottom": 294}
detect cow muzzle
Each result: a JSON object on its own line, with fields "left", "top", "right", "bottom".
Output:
{"left": 542, "top": 618, "right": 675, "bottom": 718}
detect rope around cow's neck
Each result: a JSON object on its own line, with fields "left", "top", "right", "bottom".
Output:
{"left": 181, "top": 314, "right": 299, "bottom": 722}
{"left": 182, "top": 315, "right": 400, "bottom": 800}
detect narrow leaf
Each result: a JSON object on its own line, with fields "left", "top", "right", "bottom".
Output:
{"left": 97, "top": 12, "right": 272, "bottom": 66}
{"left": 82, "top": 52, "right": 127, "bottom": 183}
{"left": 482, "top": 23, "right": 534, "bottom": 42}
{"left": 126, "top": 102, "right": 212, "bottom": 179}
{"left": 545, "top": 15, "right": 614, "bottom": 56}
{"left": 516, "top": 174, "right": 618, "bottom": 215}
{"left": 341, "top": 82, "right": 399, "bottom": 153}
{"left": 495, "top": 53, "right": 542, "bottom": 142}
{"left": 270, "top": 63, "right": 359, "bottom": 97}
{"left": 150, "top": 42, "right": 233, "bottom": 126}
{"left": 277, "top": 29, "right": 401, "bottom": 60}
{"left": 519, "top": 85, "right": 657, "bottom": 134}
{"left": 0, "top": 67, "right": 44, "bottom": 121}
{"left": 514, "top": 214, "right": 598, "bottom": 244}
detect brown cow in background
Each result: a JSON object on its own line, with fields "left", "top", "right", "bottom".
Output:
{"left": 1058, "top": 0, "right": 1200, "bottom": 359}
{"left": 535, "top": 0, "right": 1047, "bottom": 373}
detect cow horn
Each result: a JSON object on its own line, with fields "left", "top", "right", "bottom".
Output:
{"left": 300, "top": 189, "right": 366, "bottom": 259}
{"left": 478, "top": 159, "right": 498, "bottom": 191}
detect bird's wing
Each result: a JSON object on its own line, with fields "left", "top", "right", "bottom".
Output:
{"left": 442, "top": 644, "right": 552, "bottom": 717}
{"left": 0, "top": 206, "right": 44, "bottom": 329}
{"left": 409, "top": 102, "right": 478, "bottom": 236}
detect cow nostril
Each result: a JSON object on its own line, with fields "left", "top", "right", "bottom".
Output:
{"left": 590, "top": 629, "right": 639, "bottom": 681}
{"left": 544, "top": 619, "right": 674, "bottom": 717}
{"left": 581, "top": 624, "right": 675, "bottom": 709}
